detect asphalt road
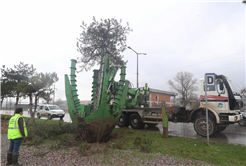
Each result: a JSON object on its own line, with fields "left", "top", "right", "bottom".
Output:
{"left": 1, "top": 110, "right": 245, "bottom": 146}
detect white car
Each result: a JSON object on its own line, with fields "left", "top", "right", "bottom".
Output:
{"left": 37, "top": 104, "right": 65, "bottom": 120}
{"left": 27, "top": 106, "right": 38, "bottom": 114}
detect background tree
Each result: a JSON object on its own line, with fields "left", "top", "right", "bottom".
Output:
{"left": 168, "top": 71, "right": 198, "bottom": 104}
{"left": 40, "top": 88, "right": 54, "bottom": 104}
{"left": 3, "top": 62, "right": 36, "bottom": 109}
{"left": 77, "top": 17, "right": 132, "bottom": 112}
{"left": 55, "top": 98, "right": 63, "bottom": 106}
{"left": 29, "top": 72, "right": 58, "bottom": 124}
{"left": 240, "top": 87, "right": 246, "bottom": 107}
{"left": 0, "top": 73, "right": 14, "bottom": 108}
{"left": 15, "top": 72, "right": 58, "bottom": 124}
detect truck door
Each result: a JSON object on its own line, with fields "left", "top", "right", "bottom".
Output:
{"left": 215, "top": 79, "right": 229, "bottom": 113}
{"left": 200, "top": 79, "right": 229, "bottom": 113}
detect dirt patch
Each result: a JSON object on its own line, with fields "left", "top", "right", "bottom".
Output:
{"left": 74, "top": 116, "right": 118, "bottom": 143}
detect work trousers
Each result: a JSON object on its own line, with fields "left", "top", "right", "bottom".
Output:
{"left": 8, "top": 138, "right": 23, "bottom": 153}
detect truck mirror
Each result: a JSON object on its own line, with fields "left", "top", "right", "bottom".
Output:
{"left": 219, "top": 81, "right": 224, "bottom": 91}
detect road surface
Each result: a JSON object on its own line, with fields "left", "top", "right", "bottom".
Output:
{"left": 1, "top": 110, "right": 245, "bottom": 146}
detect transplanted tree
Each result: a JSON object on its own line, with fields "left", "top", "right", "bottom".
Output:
{"left": 77, "top": 17, "right": 132, "bottom": 112}
{"left": 168, "top": 71, "right": 198, "bottom": 105}
{"left": 3, "top": 62, "right": 36, "bottom": 109}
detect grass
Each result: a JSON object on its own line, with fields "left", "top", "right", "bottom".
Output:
{"left": 111, "top": 128, "right": 246, "bottom": 166}
{"left": 1, "top": 114, "right": 246, "bottom": 165}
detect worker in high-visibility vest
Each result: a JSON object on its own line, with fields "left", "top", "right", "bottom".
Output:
{"left": 143, "top": 83, "right": 150, "bottom": 107}
{"left": 6, "top": 108, "right": 28, "bottom": 166}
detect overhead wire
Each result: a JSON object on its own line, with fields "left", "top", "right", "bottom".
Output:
{"left": 147, "top": 61, "right": 245, "bottom": 83}
{"left": 141, "top": 51, "right": 245, "bottom": 76}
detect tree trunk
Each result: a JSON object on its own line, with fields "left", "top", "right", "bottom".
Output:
{"left": 28, "top": 93, "right": 35, "bottom": 124}
{"left": 93, "top": 55, "right": 104, "bottom": 113}
{"left": 1, "top": 96, "right": 4, "bottom": 110}
{"left": 33, "top": 94, "right": 39, "bottom": 122}
{"left": 15, "top": 92, "right": 20, "bottom": 109}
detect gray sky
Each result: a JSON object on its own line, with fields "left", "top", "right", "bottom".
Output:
{"left": 0, "top": 0, "right": 245, "bottom": 103}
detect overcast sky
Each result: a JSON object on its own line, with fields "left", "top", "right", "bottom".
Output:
{"left": 0, "top": 0, "right": 245, "bottom": 103}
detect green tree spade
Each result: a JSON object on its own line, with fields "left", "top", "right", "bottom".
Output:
{"left": 77, "top": 17, "right": 132, "bottom": 112}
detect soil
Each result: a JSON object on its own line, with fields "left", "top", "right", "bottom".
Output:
{"left": 75, "top": 116, "right": 118, "bottom": 143}
{"left": 1, "top": 119, "right": 213, "bottom": 166}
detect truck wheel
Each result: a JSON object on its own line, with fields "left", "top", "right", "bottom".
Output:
{"left": 194, "top": 116, "right": 217, "bottom": 137}
{"left": 37, "top": 113, "right": 41, "bottom": 119}
{"left": 217, "top": 126, "right": 227, "bottom": 133}
{"left": 118, "top": 113, "right": 129, "bottom": 127}
{"left": 48, "top": 114, "right": 52, "bottom": 120}
{"left": 129, "top": 113, "right": 145, "bottom": 129}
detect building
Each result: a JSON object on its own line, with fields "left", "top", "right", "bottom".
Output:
{"left": 140, "top": 87, "right": 177, "bottom": 107}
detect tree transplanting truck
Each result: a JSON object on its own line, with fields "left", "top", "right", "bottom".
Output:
{"left": 118, "top": 74, "right": 243, "bottom": 137}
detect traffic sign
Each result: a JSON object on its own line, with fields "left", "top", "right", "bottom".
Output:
{"left": 205, "top": 73, "right": 215, "bottom": 87}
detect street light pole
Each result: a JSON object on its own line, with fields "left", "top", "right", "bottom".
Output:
{"left": 128, "top": 47, "right": 147, "bottom": 88}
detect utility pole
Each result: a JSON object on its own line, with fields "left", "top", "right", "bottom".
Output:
{"left": 128, "top": 47, "right": 147, "bottom": 88}
{"left": 53, "top": 84, "right": 57, "bottom": 105}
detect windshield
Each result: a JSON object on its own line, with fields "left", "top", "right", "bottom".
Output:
{"left": 48, "top": 106, "right": 61, "bottom": 110}
{"left": 227, "top": 79, "right": 237, "bottom": 93}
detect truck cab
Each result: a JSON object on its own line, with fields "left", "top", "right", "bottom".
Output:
{"left": 199, "top": 75, "right": 243, "bottom": 124}
{"left": 190, "top": 74, "right": 243, "bottom": 137}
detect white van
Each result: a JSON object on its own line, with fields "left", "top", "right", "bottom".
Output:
{"left": 37, "top": 104, "right": 65, "bottom": 120}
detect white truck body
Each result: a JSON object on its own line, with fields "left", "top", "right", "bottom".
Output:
{"left": 119, "top": 74, "right": 243, "bottom": 137}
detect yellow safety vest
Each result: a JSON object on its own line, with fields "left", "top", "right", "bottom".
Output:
{"left": 8, "top": 114, "right": 28, "bottom": 139}
{"left": 143, "top": 86, "right": 149, "bottom": 95}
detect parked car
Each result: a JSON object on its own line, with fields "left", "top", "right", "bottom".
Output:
{"left": 36, "top": 104, "right": 65, "bottom": 120}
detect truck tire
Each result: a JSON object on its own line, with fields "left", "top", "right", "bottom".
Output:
{"left": 118, "top": 113, "right": 129, "bottom": 127}
{"left": 48, "top": 114, "right": 52, "bottom": 120}
{"left": 217, "top": 126, "right": 227, "bottom": 133}
{"left": 37, "top": 113, "right": 41, "bottom": 119}
{"left": 129, "top": 113, "right": 145, "bottom": 129}
{"left": 194, "top": 116, "right": 217, "bottom": 137}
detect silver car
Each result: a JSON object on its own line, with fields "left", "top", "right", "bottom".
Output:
{"left": 37, "top": 104, "right": 65, "bottom": 120}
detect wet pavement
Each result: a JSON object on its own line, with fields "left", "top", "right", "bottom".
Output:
{"left": 1, "top": 110, "right": 245, "bottom": 146}
{"left": 155, "top": 122, "right": 246, "bottom": 146}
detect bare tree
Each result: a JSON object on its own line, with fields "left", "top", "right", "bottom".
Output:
{"left": 77, "top": 17, "right": 132, "bottom": 112}
{"left": 55, "top": 98, "right": 63, "bottom": 106}
{"left": 168, "top": 71, "right": 198, "bottom": 104}
{"left": 241, "top": 87, "right": 246, "bottom": 97}
{"left": 240, "top": 87, "right": 246, "bottom": 107}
